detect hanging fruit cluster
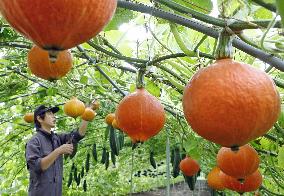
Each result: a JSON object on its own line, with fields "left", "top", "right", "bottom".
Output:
{"left": 182, "top": 31, "right": 279, "bottom": 194}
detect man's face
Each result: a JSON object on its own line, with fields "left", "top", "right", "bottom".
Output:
{"left": 38, "top": 111, "right": 56, "bottom": 128}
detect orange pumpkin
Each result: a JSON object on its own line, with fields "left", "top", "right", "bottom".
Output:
{"left": 112, "top": 119, "right": 119, "bottom": 129}
{"left": 28, "top": 46, "right": 72, "bottom": 80}
{"left": 24, "top": 113, "right": 34, "bottom": 123}
{"left": 91, "top": 100, "right": 100, "bottom": 110}
{"left": 81, "top": 108, "right": 96, "bottom": 121}
{"left": 115, "top": 88, "right": 165, "bottom": 142}
{"left": 182, "top": 58, "right": 280, "bottom": 147}
{"left": 105, "top": 113, "right": 115, "bottom": 125}
{"left": 217, "top": 144, "right": 260, "bottom": 179}
{"left": 0, "top": 0, "right": 116, "bottom": 59}
{"left": 220, "top": 170, "right": 262, "bottom": 193}
{"left": 207, "top": 167, "right": 226, "bottom": 191}
{"left": 179, "top": 156, "right": 200, "bottom": 177}
{"left": 64, "top": 97, "right": 85, "bottom": 118}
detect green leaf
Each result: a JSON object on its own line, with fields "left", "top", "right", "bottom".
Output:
{"left": 129, "top": 84, "right": 136, "bottom": 93}
{"left": 278, "top": 146, "right": 284, "bottom": 168}
{"left": 146, "top": 80, "right": 160, "bottom": 97}
{"left": 80, "top": 75, "right": 89, "bottom": 85}
{"left": 254, "top": 7, "right": 273, "bottom": 19}
{"left": 104, "top": 8, "right": 135, "bottom": 31}
{"left": 174, "top": 0, "right": 213, "bottom": 14}
{"left": 47, "top": 88, "right": 58, "bottom": 96}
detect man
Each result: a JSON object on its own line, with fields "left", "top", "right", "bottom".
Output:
{"left": 25, "top": 105, "right": 89, "bottom": 196}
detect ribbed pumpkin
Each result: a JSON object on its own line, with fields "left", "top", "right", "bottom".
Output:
{"left": 220, "top": 170, "right": 262, "bottom": 193}
{"left": 179, "top": 156, "right": 200, "bottom": 177}
{"left": 24, "top": 113, "right": 34, "bottom": 123}
{"left": 182, "top": 58, "right": 280, "bottom": 147}
{"left": 217, "top": 144, "right": 260, "bottom": 179}
{"left": 105, "top": 113, "right": 115, "bottom": 125}
{"left": 207, "top": 167, "right": 226, "bottom": 191}
{"left": 28, "top": 46, "right": 72, "bottom": 80}
{"left": 64, "top": 97, "right": 85, "bottom": 118}
{"left": 81, "top": 108, "right": 96, "bottom": 121}
{"left": 115, "top": 88, "right": 165, "bottom": 142}
{"left": 0, "top": 0, "right": 116, "bottom": 59}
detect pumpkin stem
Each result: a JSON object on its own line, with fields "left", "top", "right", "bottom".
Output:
{"left": 136, "top": 67, "right": 146, "bottom": 89}
{"left": 47, "top": 50, "right": 59, "bottom": 63}
{"left": 231, "top": 145, "right": 239, "bottom": 152}
{"left": 215, "top": 29, "right": 234, "bottom": 59}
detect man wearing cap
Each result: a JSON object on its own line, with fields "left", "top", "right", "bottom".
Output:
{"left": 25, "top": 105, "right": 89, "bottom": 196}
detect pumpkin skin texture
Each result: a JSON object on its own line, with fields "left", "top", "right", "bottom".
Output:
{"left": 81, "top": 108, "right": 96, "bottom": 122}
{"left": 183, "top": 59, "right": 280, "bottom": 147}
{"left": 24, "top": 113, "right": 34, "bottom": 123}
{"left": 179, "top": 157, "right": 200, "bottom": 177}
{"left": 28, "top": 46, "right": 72, "bottom": 80}
{"left": 220, "top": 170, "right": 262, "bottom": 193}
{"left": 64, "top": 97, "right": 85, "bottom": 118}
{"left": 105, "top": 113, "right": 115, "bottom": 125}
{"left": 207, "top": 167, "right": 225, "bottom": 191}
{"left": 217, "top": 144, "right": 260, "bottom": 179}
{"left": 115, "top": 88, "right": 165, "bottom": 142}
{"left": 0, "top": 0, "right": 116, "bottom": 51}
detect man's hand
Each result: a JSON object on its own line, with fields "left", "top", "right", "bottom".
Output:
{"left": 56, "top": 144, "right": 74, "bottom": 155}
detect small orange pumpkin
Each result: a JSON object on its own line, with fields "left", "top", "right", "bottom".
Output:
{"left": 112, "top": 119, "right": 119, "bottom": 129}
{"left": 28, "top": 46, "right": 72, "bottom": 80}
{"left": 0, "top": 0, "right": 117, "bottom": 58}
{"left": 115, "top": 88, "right": 165, "bottom": 142}
{"left": 217, "top": 144, "right": 260, "bottom": 179}
{"left": 179, "top": 156, "right": 200, "bottom": 177}
{"left": 64, "top": 97, "right": 85, "bottom": 118}
{"left": 91, "top": 100, "right": 100, "bottom": 110}
{"left": 207, "top": 167, "right": 226, "bottom": 191}
{"left": 105, "top": 113, "right": 115, "bottom": 125}
{"left": 81, "top": 108, "right": 96, "bottom": 121}
{"left": 183, "top": 58, "right": 280, "bottom": 147}
{"left": 24, "top": 113, "right": 34, "bottom": 123}
{"left": 220, "top": 169, "right": 262, "bottom": 193}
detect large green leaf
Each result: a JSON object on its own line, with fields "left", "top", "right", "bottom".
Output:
{"left": 278, "top": 146, "right": 284, "bottom": 168}
{"left": 104, "top": 8, "right": 135, "bottom": 31}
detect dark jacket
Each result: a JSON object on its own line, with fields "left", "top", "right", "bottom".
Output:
{"left": 25, "top": 128, "right": 84, "bottom": 196}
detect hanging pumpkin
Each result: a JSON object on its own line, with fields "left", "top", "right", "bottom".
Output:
{"left": 24, "top": 113, "right": 34, "bottom": 123}
{"left": 217, "top": 144, "right": 260, "bottom": 180}
{"left": 0, "top": 0, "right": 116, "bottom": 60}
{"left": 81, "top": 108, "right": 96, "bottom": 122}
{"left": 64, "top": 97, "right": 85, "bottom": 118}
{"left": 112, "top": 119, "right": 120, "bottom": 129}
{"left": 182, "top": 31, "right": 280, "bottom": 147}
{"left": 179, "top": 156, "right": 200, "bottom": 177}
{"left": 220, "top": 170, "right": 262, "bottom": 193}
{"left": 115, "top": 67, "right": 165, "bottom": 142}
{"left": 28, "top": 46, "right": 72, "bottom": 80}
{"left": 105, "top": 113, "right": 115, "bottom": 125}
{"left": 207, "top": 167, "right": 226, "bottom": 191}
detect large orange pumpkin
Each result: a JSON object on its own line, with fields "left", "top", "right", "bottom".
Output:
{"left": 64, "top": 97, "right": 85, "bottom": 118}
{"left": 28, "top": 46, "right": 72, "bottom": 80}
{"left": 179, "top": 156, "right": 200, "bottom": 177}
{"left": 115, "top": 88, "right": 165, "bottom": 142}
{"left": 220, "top": 170, "right": 262, "bottom": 193}
{"left": 24, "top": 113, "right": 34, "bottom": 123}
{"left": 0, "top": 0, "right": 116, "bottom": 58}
{"left": 217, "top": 144, "right": 259, "bottom": 179}
{"left": 182, "top": 58, "right": 280, "bottom": 147}
{"left": 207, "top": 167, "right": 225, "bottom": 191}
{"left": 81, "top": 108, "right": 96, "bottom": 121}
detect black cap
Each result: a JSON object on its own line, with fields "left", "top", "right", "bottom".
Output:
{"left": 34, "top": 105, "right": 59, "bottom": 119}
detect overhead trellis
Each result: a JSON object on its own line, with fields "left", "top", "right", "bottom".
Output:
{"left": 0, "top": 0, "right": 284, "bottom": 195}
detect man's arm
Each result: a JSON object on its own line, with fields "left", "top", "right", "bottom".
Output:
{"left": 78, "top": 120, "right": 89, "bottom": 137}
{"left": 40, "top": 144, "right": 73, "bottom": 171}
